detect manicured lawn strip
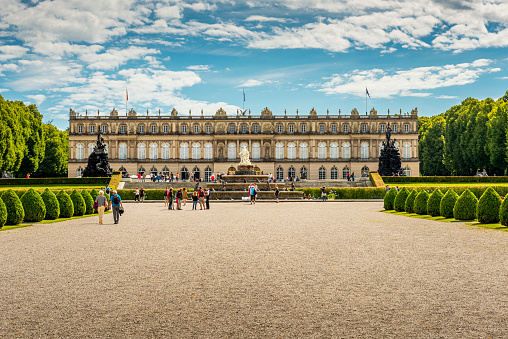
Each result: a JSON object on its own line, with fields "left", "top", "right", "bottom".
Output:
{"left": 388, "top": 182, "right": 508, "bottom": 187}
{"left": 0, "top": 184, "right": 104, "bottom": 190}
{"left": 0, "top": 212, "right": 112, "bottom": 231}
{"left": 465, "top": 222, "right": 508, "bottom": 232}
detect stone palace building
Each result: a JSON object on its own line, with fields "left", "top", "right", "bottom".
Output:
{"left": 68, "top": 106, "right": 419, "bottom": 180}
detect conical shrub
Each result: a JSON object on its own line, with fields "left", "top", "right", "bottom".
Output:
{"left": 427, "top": 189, "right": 444, "bottom": 217}
{"left": 56, "top": 190, "right": 74, "bottom": 218}
{"left": 405, "top": 190, "right": 418, "bottom": 213}
{"left": 80, "top": 189, "right": 94, "bottom": 215}
{"left": 41, "top": 188, "right": 60, "bottom": 220}
{"left": 440, "top": 189, "right": 458, "bottom": 218}
{"left": 90, "top": 189, "right": 99, "bottom": 214}
{"left": 20, "top": 188, "right": 46, "bottom": 222}
{"left": 384, "top": 187, "right": 398, "bottom": 210}
{"left": 69, "top": 190, "right": 86, "bottom": 216}
{"left": 499, "top": 198, "right": 508, "bottom": 226}
{"left": 394, "top": 187, "right": 410, "bottom": 212}
{"left": 0, "top": 198, "right": 7, "bottom": 228}
{"left": 1, "top": 189, "right": 25, "bottom": 225}
{"left": 414, "top": 191, "right": 430, "bottom": 215}
{"left": 453, "top": 189, "right": 478, "bottom": 220}
{"left": 477, "top": 187, "right": 501, "bottom": 224}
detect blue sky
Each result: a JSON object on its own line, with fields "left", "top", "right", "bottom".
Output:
{"left": 0, "top": 0, "right": 507, "bottom": 130}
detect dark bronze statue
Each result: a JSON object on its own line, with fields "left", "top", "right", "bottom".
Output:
{"left": 378, "top": 127, "right": 404, "bottom": 176}
{"left": 82, "top": 132, "right": 113, "bottom": 177}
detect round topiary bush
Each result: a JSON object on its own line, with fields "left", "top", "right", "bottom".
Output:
{"left": 384, "top": 187, "right": 398, "bottom": 210}
{"left": 427, "top": 189, "right": 444, "bottom": 217}
{"left": 0, "top": 198, "right": 7, "bottom": 228}
{"left": 453, "top": 189, "right": 478, "bottom": 220}
{"left": 1, "top": 189, "right": 25, "bottom": 225}
{"left": 477, "top": 187, "right": 501, "bottom": 224}
{"left": 440, "top": 189, "right": 459, "bottom": 218}
{"left": 69, "top": 189, "right": 86, "bottom": 216}
{"left": 499, "top": 198, "right": 508, "bottom": 226}
{"left": 56, "top": 190, "right": 74, "bottom": 218}
{"left": 414, "top": 191, "right": 430, "bottom": 215}
{"left": 394, "top": 187, "right": 411, "bottom": 212}
{"left": 90, "top": 189, "right": 99, "bottom": 214}
{"left": 405, "top": 190, "right": 418, "bottom": 213}
{"left": 20, "top": 188, "right": 46, "bottom": 222}
{"left": 80, "top": 189, "right": 94, "bottom": 215}
{"left": 41, "top": 188, "right": 60, "bottom": 220}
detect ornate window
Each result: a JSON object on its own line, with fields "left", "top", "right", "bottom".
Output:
{"left": 76, "top": 143, "right": 84, "bottom": 160}
{"left": 182, "top": 125, "right": 187, "bottom": 133}
{"left": 318, "top": 166, "right": 326, "bottom": 180}
{"left": 78, "top": 125, "right": 83, "bottom": 133}
{"left": 331, "top": 166, "right": 338, "bottom": 179}
{"left": 361, "top": 165, "right": 370, "bottom": 177}
{"left": 88, "top": 143, "right": 95, "bottom": 156}
{"left": 288, "top": 167, "right": 296, "bottom": 179}
{"left": 253, "top": 124, "right": 259, "bottom": 133}
{"left": 150, "top": 143, "right": 158, "bottom": 160}
{"left": 319, "top": 125, "right": 325, "bottom": 133}
{"left": 276, "top": 143, "right": 284, "bottom": 160}
{"left": 229, "top": 125, "right": 235, "bottom": 134}
{"left": 139, "top": 125, "right": 144, "bottom": 133}
{"left": 404, "top": 166, "right": 411, "bottom": 176}
{"left": 151, "top": 125, "right": 156, "bottom": 133}
{"left": 192, "top": 166, "right": 200, "bottom": 180}
{"left": 288, "top": 142, "right": 296, "bottom": 160}
{"left": 318, "top": 142, "right": 326, "bottom": 159}
{"left": 362, "top": 124, "right": 367, "bottom": 133}
{"left": 90, "top": 125, "right": 95, "bottom": 133}
{"left": 138, "top": 167, "right": 145, "bottom": 175}
{"left": 204, "top": 143, "right": 212, "bottom": 160}
{"left": 392, "top": 124, "right": 397, "bottom": 132}
{"left": 331, "top": 124, "right": 337, "bottom": 133}
{"left": 330, "top": 142, "right": 338, "bottom": 159}
{"left": 380, "top": 124, "right": 386, "bottom": 133}
{"left": 342, "top": 142, "right": 350, "bottom": 159}
{"left": 119, "top": 143, "right": 127, "bottom": 160}
{"left": 194, "top": 125, "right": 199, "bottom": 134}
{"left": 180, "top": 143, "right": 188, "bottom": 160}
{"left": 343, "top": 124, "right": 349, "bottom": 133}
{"left": 300, "top": 167, "right": 308, "bottom": 179}
{"left": 361, "top": 142, "right": 369, "bottom": 159}
{"left": 102, "top": 125, "right": 107, "bottom": 133}
{"left": 301, "top": 124, "right": 306, "bottom": 133}
{"left": 120, "top": 125, "right": 126, "bottom": 134}
{"left": 276, "top": 167, "right": 284, "bottom": 180}
{"left": 204, "top": 167, "right": 212, "bottom": 181}
{"left": 138, "top": 143, "right": 146, "bottom": 160}
{"left": 404, "top": 124, "right": 409, "bottom": 132}
{"left": 342, "top": 166, "right": 350, "bottom": 179}
{"left": 206, "top": 125, "right": 211, "bottom": 133}
{"left": 289, "top": 124, "right": 294, "bottom": 133}
{"left": 241, "top": 125, "right": 247, "bottom": 134}
{"left": 162, "top": 143, "right": 170, "bottom": 160}
{"left": 277, "top": 125, "right": 282, "bottom": 133}
{"left": 163, "top": 125, "right": 168, "bottom": 133}
{"left": 403, "top": 142, "right": 411, "bottom": 159}
{"left": 228, "top": 143, "right": 236, "bottom": 160}
{"left": 252, "top": 143, "right": 260, "bottom": 160}
{"left": 192, "top": 143, "right": 200, "bottom": 160}
{"left": 300, "top": 143, "right": 308, "bottom": 160}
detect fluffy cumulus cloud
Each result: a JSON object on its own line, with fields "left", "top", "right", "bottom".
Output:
{"left": 319, "top": 59, "right": 499, "bottom": 98}
{"left": 26, "top": 94, "right": 46, "bottom": 105}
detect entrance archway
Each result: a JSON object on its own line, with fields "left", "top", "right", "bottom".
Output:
{"left": 180, "top": 167, "right": 189, "bottom": 180}
{"left": 193, "top": 166, "right": 200, "bottom": 180}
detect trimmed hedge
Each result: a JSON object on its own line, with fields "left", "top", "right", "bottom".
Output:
{"left": 369, "top": 171, "right": 385, "bottom": 187}
{"left": 41, "top": 188, "right": 60, "bottom": 220}
{"left": 0, "top": 177, "right": 110, "bottom": 186}
{"left": 69, "top": 190, "right": 86, "bottom": 216}
{"left": 1, "top": 189, "right": 25, "bottom": 225}
{"left": 477, "top": 187, "right": 501, "bottom": 224}
{"left": 427, "top": 189, "right": 444, "bottom": 217}
{"left": 0, "top": 198, "right": 7, "bottom": 228}
{"left": 453, "top": 189, "right": 478, "bottom": 220}
{"left": 20, "top": 188, "right": 46, "bottom": 222}
{"left": 80, "top": 189, "right": 94, "bottom": 215}
{"left": 56, "top": 190, "right": 74, "bottom": 218}
{"left": 414, "top": 191, "right": 430, "bottom": 215}
{"left": 108, "top": 172, "right": 122, "bottom": 189}
{"left": 394, "top": 187, "right": 410, "bottom": 212}
{"left": 440, "top": 189, "right": 458, "bottom": 218}
{"left": 382, "top": 176, "right": 508, "bottom": 183}
{"left": 405, "top": 190, "right": 418, "bottom": 213}
{"left": 499, "top": 198, "right": 508, "bottom": 226}
{"left": 383, "top": 187, "right": 398, "bottom": 210}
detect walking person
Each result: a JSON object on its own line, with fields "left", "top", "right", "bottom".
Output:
{"left": 176, "top": 189, "right": 183, "bottom": 210}
{"left": 108, "top": 190, "right": 123, "bottom": 224}
{"left": 205, "top": 188, "right": 210, "bottom": 209}
{"left": 168, "top": 188, "right": 174, "bottom": 210}
{"left": 192, "top": 191, "right": 198, "bottom": 210}
{"left": 182, "top": 188, "right": 188, "bottom": 206}
{"left": 135, "top": 187, "right": 140, "bottom": 202}
{"left": 94, "top": 190, "right": 108, "bottom": 224}
{"left": 140, "top": 187, "right": 145, "bottom": 203}
{"left": 163, "top": 187, "right": 169, "bottom": 207}
{"left": 274, "top": 184, "right": 279, "bottom": 203}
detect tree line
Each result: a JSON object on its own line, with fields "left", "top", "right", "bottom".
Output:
{"left": 419, "top": 90, "right": 508, "bottom": 176}
{"left": 0, "top": 95, "right": 68, "bottom": 177}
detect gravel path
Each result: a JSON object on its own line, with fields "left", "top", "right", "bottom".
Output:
{"left": 1, "top": 201, "right": 508, "bottom": 338}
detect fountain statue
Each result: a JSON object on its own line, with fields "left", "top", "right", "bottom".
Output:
{"left": 82, "top": 132, "right": 113, "bottom": 177}
{"left": 378, "top": 126, "right": 404, "bottom": 176}
{"left": 239, "top": 146, "right": 251, "bottom": 166}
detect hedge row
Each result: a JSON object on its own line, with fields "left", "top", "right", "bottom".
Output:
{"left": 369, "top": 171, "right": 385, "bottom": 188}
{"left": 0, "top": 177, "right": 111, "bottom": 186}
{"left": 382, "top": 176, "right": 508, "bottom": 183}
{"left": 297, "top": 187, "right": 385, "bottom": 199}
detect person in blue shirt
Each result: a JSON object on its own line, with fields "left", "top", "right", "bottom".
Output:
{"left": 108, "top": 190, "right": 123, "bottom": 224}
{"left": 249, "top": 184, "right": 256, "bottom": 204}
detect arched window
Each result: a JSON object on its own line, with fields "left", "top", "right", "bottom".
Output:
{"left": 228, "top": 143, "right": 236, "bottom": 160}
{"left": 89, "top": 143, "right": 95, "bottom": 156}
{"left": 76, "top": 143, "right": 84, "bottom": 160}
{"left": 342, "top": 142, "right": 350, "bottom": 159}
{"left": 361, "top": 142, "right": 369, "bottom": 159}
{"left": 331, "top": 166, "right": 338, "bottom": 179}
{"left": 299, "top": 143, "right": 308, "bottom": 160}
{"left": 330, "top": 142, "right": 338, "bottom": 159}
{"left": 162, "top": 166, "right": 170, "bottom": 177}
{"left": 342, "top": 166, "right": 350, "bottom": 179}
{"left": 403, "top": 142, "right": 411, "bottom": 159}
{"left": 287, "top": 142, "right": 296, "bottom": 160}
{"left": 192, "top": 166, "right": 200, "bottom": 180}
{"left": 138, "top": 167, "right": 145, "bottom": 175}
{"left": 318, "top": 166, "right": 326, "bottom": 180}
{"left": 318, "top": 142, "right": 326, "bottom": 159}
{"left": 276, "top": 143, "right": 284, "bottom": 160}
{"left": 288, "top": 166, "right": 296, "bottom": 179}
{"left": 150, "top": 143, "right": 158, "bottom": 160}
{"left": 150, "top": 166, "right": 158, "bottom": 176}
{"left": 204, "top": 143, "right": 212, "bottom": 160}
{"left": 180, "top": 167, "right": 189, "bottom": 180}
{"left": 76, "top": 167, "right": 83, "bottom": 178}
{"left": 403, "top": 166, "right": 411, "bottom": 176}
{"left": 361, "top": 166, "right": 369, "bottom": 177}
{"left": 276, "top": 167, "right": 284, "bottom": 180}
{"left": 252, "top": 143, "right": 260, "bottom": 160}
{"left": 137, "top": 143, "right": 146, "bottom": 160}
{"left": 119, "top": 143, "right": 127, "bottom": 160}
{"left": 192, "top": 143, "right": 200, "bottom": 160}
{"left": 180, "top": 143, "right": 188, "bottom": 160}
{"left": 119, "top": 166, "right": 128, "bottom": 177}
{"left": 300, "top": 167, "right": 308, "bottom": 179}
{"left": 204, "top": 167, "right": 212, "bottom": 181}
{"left": 162, "top": 143, "right": 170, "bottom": 160}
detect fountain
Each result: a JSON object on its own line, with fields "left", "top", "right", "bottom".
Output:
{"left": 378, "top": 126, "right": 404, "bottom": 176}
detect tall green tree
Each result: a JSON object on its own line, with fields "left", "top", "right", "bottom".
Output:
{"left": 419, "top": 115, "right": 447, "bottom": 176}
{"left": 36, "top": 124, "right": 68, "bottom": 177}
{"left": 17, "top": 104, "right": 45, "bottom": 176}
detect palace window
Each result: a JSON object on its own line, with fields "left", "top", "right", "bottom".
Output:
{"left": 403, "top": 142, "right": 411, "bottom": 159}
{"left": 404, "top": 124, "right": 409, "bottom": 132}
{"left": 163, "top": 125, "right": 168, "bottom": 133}
{"left": 182, "top": 125, "right": 187, "bottom": 133}
{"left": 206, "top": 125, "right": 211, "bottom": 133}
{"left": 119, "top": 143, "right": 127, "bottom": 160}
{"left": 76, "top": 144, "right": 84, "bottom": 160}
{"left": 330, "top": 142, "right": 338, "bottom": 159}
{"left": 288, "top": 167, "right": 296, "bottom": 179}
{"left": 102, "top": 125, "right": 107, "bottom": 134}
{"left": 194, "top": 125, "right": 199, "bottom": 134}
{"left": 89, "top": 143, "right": 95, "bottom": 155}
{"left": 319, "top": 125, "right": 325, "bottom": 133}
{"left": 180, "top": 167, "right": 189, "bottom": 180}
{"left": 300, "top": 167, "right": 308, "bottom": 179}
{"left": 361, "top": 142, "right": 369, "bottom": 159}
{"left": 162, "top": 143, "right": 170, "bottom": 160}
{"left": 90, "top": 125, "right": 95, "bottom": 133}
{"left": 180, "top": 143, "right": 189, "bottom": 160}
{"left": 318, "top": 142, "right": 326, "bottom": 159}
{"left": 139, "top": 125, "right": 144, "bottom": 133}
{"left": 253, "top": 125, "right": 259, "bottom": 133}
{"left": 343, "top": 124, "right": 349, "bottom": 133}
{"left": 151, "top": 125, "right": 156, "bottom": 133}
{"left": 120, "top": 125, "right": 126, "bottom": 134}
{"left": 301, "top": 124, "right": 306, "bottom": 133}
{"left": 138, "top": 143, "right": 146, "bottom": 160}
{"left": 276, "top": 167, "right": 284, "bottom": 180}
{"left": 204, "top": 143, "right": 212, "bottom": 160}
{"left": 343, "top": 166, "right": 350, "bottom": 179}
{"left": 229, "top": 125, "right": 235, "bottom": 134}
{"left": 192, "top": 143, "right": 200, "bottom": 160}
{"left": 289, "top": 124, "right": 294, "bottom": 133}
{"left": 361, "top": 124, "right": 367, "bottom": 133}
{"left": 276, "top": 143, "right": 284, "bottom": 160}
{"left": 404, "top": 166, "right": 411, "bottom": 176}
{"left": 252, "top": 143, "right": 260, "bottom": 160}
{"left": 331, "top": 124, "right": 337, "bottom": 133}
{"left": 228, "top": 143, "right": 236, "bottom": 160}
{"left": 150, "top": 143, "right": 158, "bottom": 160}
{"left": 300, "top": 143, "right": 308, "bottom": 160}
{"left": 277, "top": 125, "right": 282, "bottom": 133}
{"left": 204, "top": 167, "right": 212, "bottom": 182}
{"left": 331, "top": 166, "right": 338, "bottom": 179}
{"left": 342, "top": 142, "right": 350, "bottom": 159}
{"left": 241, "top": 125, "right": 247, "bottom": 134}
{"left": 318, "top": 166, "right": 326, "bottom": 180}
{"left": 380, "top": 125, "right": 385, "bottom": 133}
{"left": 361, "top": 166, "right": 369, "bottom": 177}
{"left": 78, "top": 125, "right": 83, "bottom": 133}
{"left": 392, "top": 124, "right": 397, "bottom": 132}
{"left": 288, "top": 143, "right": 296, "bottom": 160}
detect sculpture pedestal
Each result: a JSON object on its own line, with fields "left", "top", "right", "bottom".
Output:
{"left": 236, "top": 164, "right": 256, "bottom": 175}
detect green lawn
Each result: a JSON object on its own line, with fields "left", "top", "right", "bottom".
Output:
{"left": 0, "top": 184, "right": 105, "bottom": 190}
{"left": 0, "top": 211, "right": 112, "bottom": 231}
{"left": 387, "top": 182, "right": 508, "bottom": 187}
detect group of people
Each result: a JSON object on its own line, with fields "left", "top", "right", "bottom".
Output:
{"left": 346, "top": 172, "right": 356, "bottom": 181}
{"left": 163, "top": 187, "right": 210, "bottom": 210}
{"left": 94, "top": 189, "right": 123, "bottom": 224}
{"left": 134, "top": 187, "right": 146, "bottom": 202}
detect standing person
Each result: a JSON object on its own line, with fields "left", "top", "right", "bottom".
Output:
{"left": 176, "top": 173, "right": 179, "bottom": 182}
{"left": 94, "top": 190, "right": 108, "bottom": 224}
{"left": 139, "top": 187, "right": 145, "bottom": 203}
{"left": 192, "top": 191, "right": 198, "bottom": 210}
{"left": 182, "top": 188, "right": 188, "bottom": 206}
{"left": 168, "top": 188, "right": 174, "bottom": 210}
{"left": 137, "top": 173, "right": 141, "bottom": 182}
{"left": 108, "top": 190, "right": 123, "bottom": 224}
{"left": 198, "top": 187, "right": 205, "bottom": 210}
{"left": 254, "top": 183, "right": 259, "bottom": 203}
{"left": 134, "top": 187, "right": 140, "bottom": 203}
{"left": 105, "top": 184, "right": 110, "bottom": 195}
{"left": 351, "top": 172, "right": 355, "bottom": 181}
{"left": 385, "top": 185, "right": 390, "bottom": 192}
{"left": 205, "top": 188, "right": 210, "bottom": 209}
{"left": 274, "top": 184, "right": 279, "bottom": 203}
{"left": 249, "top": 184, "right": 256, "bottom": 205}
{"left": 321, "top": 186, "right": 327, "bottom": 202}
{"left": 347, "top": 172, "right": 350, "bottom": 181}
{"left": 176, "top": 189, "right": 183, "bottom": 210}
{"left": 163, "top": 187, "right": 169, "bottom": 207}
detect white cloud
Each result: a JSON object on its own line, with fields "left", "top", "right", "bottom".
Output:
{"left": 0, "top": 63, "right": 19, "bottom": 76}
{"left": 187, "top": 65, "right": 211, "bottom": 71}
{"left": 0, "top": 45, "right": 29, "bottom": 61}
{"left": 436, "top": 95, "right": 459, "bottom": 99}
{"left": 79, "top": 46, "right": 160, "bottom": 70}
{"left": 26, "top": 94, "right": 46, "bottom": 105}
{"left": 240, "top": 79, "right": 264, "bottom": 87}
{"left": 0, "top": 88, "right": 9, "bottom": 93}
{"left": 245, "top": 15, "right": 287, "bottom": 23}
{"left": 319, "top": 59, "right": 495, "bottom": 98}
{"left": 155, "top": 4, "right": 182, "bottom": 19}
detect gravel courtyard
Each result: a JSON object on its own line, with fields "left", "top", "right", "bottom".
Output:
{"left": 1, "top": 201, "right": 508, "bottom": 338}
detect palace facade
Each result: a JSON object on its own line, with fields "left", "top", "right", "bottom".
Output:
{"left": 68, "top": 106, "right": 419, "bottom": 180}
